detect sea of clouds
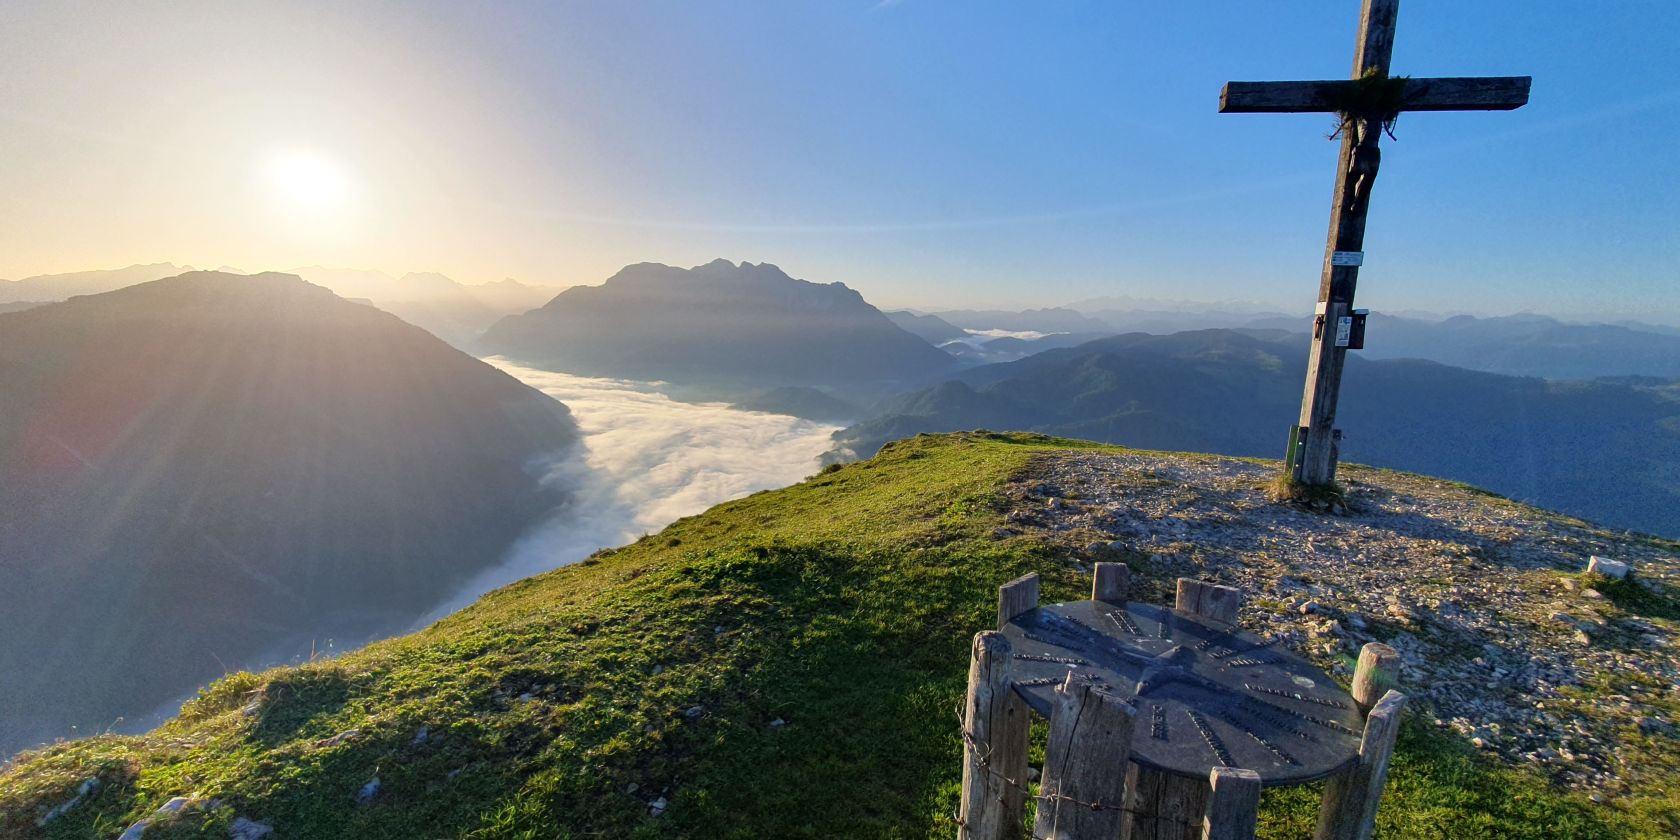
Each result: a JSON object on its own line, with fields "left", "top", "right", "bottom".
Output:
{"left": 416, "top": 359, "right": 843, "bottom": 623}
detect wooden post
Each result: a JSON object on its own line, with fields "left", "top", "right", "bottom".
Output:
{"left": 1174, "top": 578, "right": 1242, "bottom": 625}
{"left": 960, "top": 631, "right": 1032, "bottom": 839}
{"left": 1093, "top": 562, "right": 1131, "bottom": 603}
{"left": 1033, "top": 674, "right": 1138, "bottom": 840}
{"left": 1314, "top": 690, "right": 1406, "bottom": 840}
{"left": 1124, "top": 767, "right": 1209, "bottom": 840}
{"left": 998, "top": 572, "right": 1040, "bottom": 630}
{"left": 1349, "top": 643, "right": 1400, "bottom": 714}
{"left": 1202, "top": 768, "right": 1262, "bottom": 840}
{"left": 1288, "top": 0, "right": 1398, "bottom": 487}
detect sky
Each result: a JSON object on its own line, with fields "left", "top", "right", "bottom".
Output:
{"left": 2, "top": 1, "right": 1677, "bottom": 320}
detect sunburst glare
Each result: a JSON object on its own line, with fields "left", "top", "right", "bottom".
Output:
{"left": 262, "top": 148, "right": 352, "bottom": 213}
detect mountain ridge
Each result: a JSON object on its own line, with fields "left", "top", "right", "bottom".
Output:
{"left": 479, "top": 259, "right": 958, "bottom": 402}
{"left": 0, "top": 271, "right": 580, "bottom": 756}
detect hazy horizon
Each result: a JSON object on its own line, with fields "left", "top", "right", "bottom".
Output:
{"left": 7, "top": 258, "right": 1680, "bottom": 328}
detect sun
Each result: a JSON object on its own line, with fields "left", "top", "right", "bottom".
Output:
{"left": 263, "top": 149, "right": 351, "bottom": 211}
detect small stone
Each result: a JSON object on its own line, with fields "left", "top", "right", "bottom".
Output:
{"left": 315, "top": 729, "right": 360, "bottom": 748}
{"left": 626, "top": 782, "right": 639, "bottom": 794}
{"left": 769, "top": 718, "right": 786, "bottom": 727}
{"left": 652, "top": 664, "right": 664, "bottom": 675}
{"left": 229, "top": 817, "right": 275, "bottom": 840}
{"left": 356, "top": 777, "right": 381, "bottom": 805}
{"left": 411, "top": 726, "right": 429, "bottom": 745}
{"left": 1573, "top": 630, "right": 1592, "bottom": 645}
{"left": 1561, "top": 578, "right": 1578, "bottom": 591}
{"left": 1346, "top": 614, "right": 1367, "bottom": 631}
{"left": 648, "top": 796, "right": 669, "bottom": 816}
{"left": 37, "top": 777, "right": 100, "bottom": 826}
{"left": 1586, "top": 556, "right": 1629, "bottom": 580}
{"left": 1027, "top": 767, "right": 1041, "bottom": 782}
{"left": 117, "top": 798, "right": 196, "bottom": 840}
{"left": 1582, "top": 589, "right": 1604, "bottom": 600}
{"left": 1298, "top": 600, "right": 1321, "bottom": 615}
{"left": 713, "top": 625, "right": 725, "bottom": 635}
{"left": 685, "top": 706, "right": 704, "bottom": 718}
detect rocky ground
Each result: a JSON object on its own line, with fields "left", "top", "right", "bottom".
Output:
{"left": 996, "top": 449, "right": 1680, "bottom": 798}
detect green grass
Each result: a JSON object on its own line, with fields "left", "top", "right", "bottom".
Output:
{"left": 0, "top": 432, "right": 1666, "bottom": 838}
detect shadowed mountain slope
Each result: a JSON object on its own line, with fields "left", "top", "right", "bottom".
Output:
{"left": 0, "top": 271, "right": 578, "bottom": 756}
{"left": 832, "top": 330, "right": 1680, "bottom": 537}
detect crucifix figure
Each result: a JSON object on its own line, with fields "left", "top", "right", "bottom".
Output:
{"left": 1220, "top": 0, "right": 1531, "bottom": 486}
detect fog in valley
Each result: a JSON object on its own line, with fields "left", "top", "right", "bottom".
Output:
{"left": 415, "top": 360, "right": 843, "bottom": 624}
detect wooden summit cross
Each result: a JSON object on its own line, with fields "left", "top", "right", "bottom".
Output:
{"left": 1220, "top": 0, "right": 1530, "bottom": 486}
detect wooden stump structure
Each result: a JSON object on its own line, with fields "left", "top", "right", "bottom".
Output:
{"left": 958, "top": 572, "right": 1407, "bottom": 840}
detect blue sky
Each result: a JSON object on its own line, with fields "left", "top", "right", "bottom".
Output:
{"left": 3, "top": 1, "right": 1677, "bottom": 320}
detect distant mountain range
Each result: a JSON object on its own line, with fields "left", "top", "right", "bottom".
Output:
{"left": 0, "top": 263, "right": 561, "bottom": 348}
{"left": 884, "top": 310, "right": 970, "bottom": 345}
{"left": 927, "top": 306, "right": 1110, "bottom": 334}
{"left": 0, "top": 271, "right": 579, "bottom": 755}
{"left": 832, "top": 329, "right": 1680, "bottom": 537}
{"left": 479, "top": 260, "right": 959, "bottom": 409}
{"left": 1301, "top": 312, "right": 1680, "bottom": 380}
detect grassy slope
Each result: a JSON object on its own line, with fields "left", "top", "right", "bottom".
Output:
{"left": 0, "top": 433, "right": 1659, "bottom": 838}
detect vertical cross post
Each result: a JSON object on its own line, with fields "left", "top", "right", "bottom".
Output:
{"left": 1291, "top": 0, "right": 1397, "bottom": 486}
{"left": 1219, "top": 0, "right": 1530, "bottom": 487}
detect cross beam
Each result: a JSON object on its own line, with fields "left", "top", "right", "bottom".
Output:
{"left": 1219, "top": 0, "right": 1530, "bottom": 487}
{"left": 1221, "top": 76, "right": 1531, "bottom": 114}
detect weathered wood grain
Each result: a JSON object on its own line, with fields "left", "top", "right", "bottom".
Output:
{"left": 998, "top": 572, "right": 1040, "bottom": 630}
{"left": 1349, "top": 643, "right": 1401, "bottom": 713}
{"left": 1032, "top": 674, "right": 1137, "bottom": 839}
{"left": 960, "top": 631, "right": 1031, "bottom": 840}
{"left": 1092, "top": 562, "right": 1131, "bottom": 604}
{"left": 1125, "top": 764, "right": 1210, "bottom": 840}
{"left": 1174, "top": 578, "right": 1242, "bottom": 625}
{"left": 1314, "top": 690, "right": 1407, "bottom": 840}
{"left": 1219, "top": 76, "right": 1531, "bottom": 113}
{"left": 1202, "top": 767, "right": 1262, "bottom": 840}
